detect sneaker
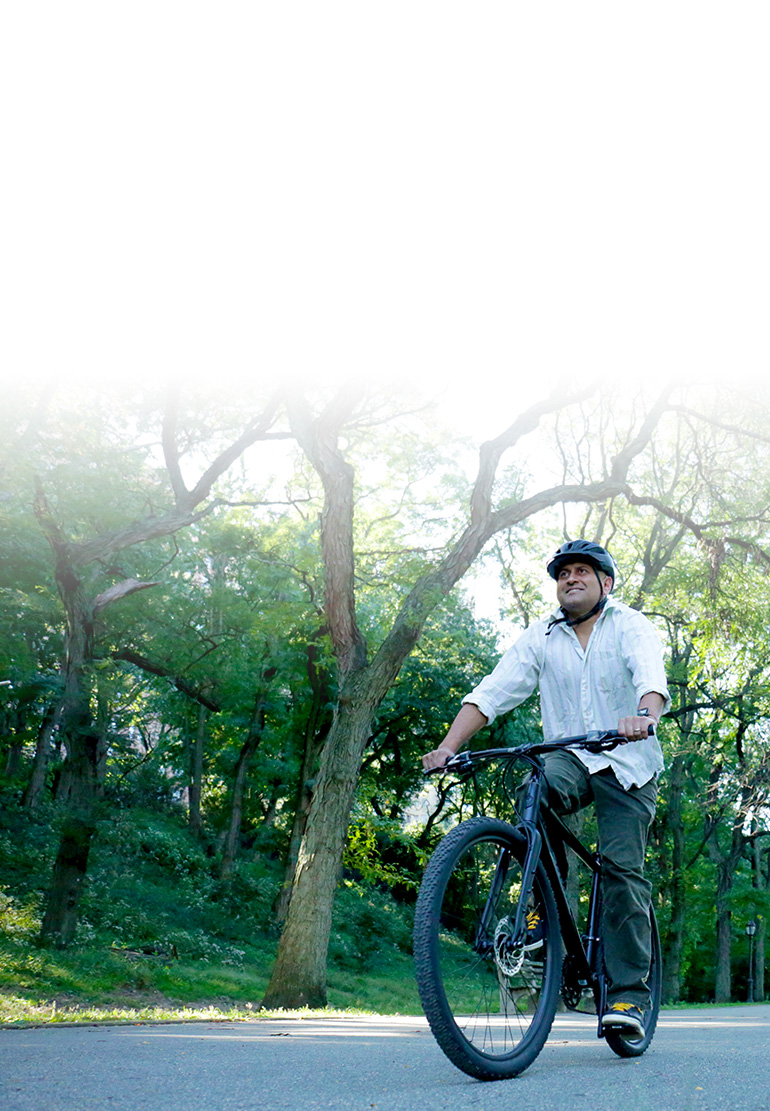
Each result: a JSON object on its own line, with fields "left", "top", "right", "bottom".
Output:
{"left": 602, "top": 1002, "right": 645, "bottom": 1038}
{"left": 523, "top": 908, "right": 545, "bottom": 951}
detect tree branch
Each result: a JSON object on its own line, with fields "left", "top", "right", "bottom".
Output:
{"left": 469, "top": 382, "right": 600, "bottom": 528}
{"left": 669, "top": 405, "right": 770, "bottom": 446}
{"left": 72, "top": 392, "right": 286, "bottom": 566}
{"left": 162, "top": 382, "right": 189, "bottom": 504}
{"left": 368, "top": 388, "right": 673, "bottom": 699}
{"left": 287, "top": 386, "right": 368, "bottom": 679}
{"left": 92, "top": 579, "right": 161, "bottom": 616}
{"left": 111, "top": 648, "right": 221, "bottom": 712}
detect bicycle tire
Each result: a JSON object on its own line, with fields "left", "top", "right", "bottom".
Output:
{"left": 604, "top": 904, "right": 662, "bottom": 1058}
{"left": 414, "top": 815, "right": 562, "bottom": 1080}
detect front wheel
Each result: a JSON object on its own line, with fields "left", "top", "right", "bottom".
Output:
{"left": 413, "top": 816, "right": 562, "bottom": 1080}
{"left": 604, "top": 905, "right": 662, "bottom": 1058}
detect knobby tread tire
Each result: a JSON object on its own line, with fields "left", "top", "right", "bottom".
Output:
{"left": 414, "top": 816, "right": 562, "bottom": 1080}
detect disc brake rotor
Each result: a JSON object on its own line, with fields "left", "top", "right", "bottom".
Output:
{"left": 493, "top": 916, "right": 525, "bottom": 976}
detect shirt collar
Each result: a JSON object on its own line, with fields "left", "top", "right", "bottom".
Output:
{"left": 548, "top": 593, "right": 619, "bottom": 625}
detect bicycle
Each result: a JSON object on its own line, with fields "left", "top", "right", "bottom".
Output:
{"left": 413, "top": 730, "right": 662, "bottom": 1080}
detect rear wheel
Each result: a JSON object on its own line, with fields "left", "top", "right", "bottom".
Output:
{"left": 604, "top": 905, "right": 662, "bottom": 1058}
{"left": 414, "top": 816, "right": 562, "bottom": 1080}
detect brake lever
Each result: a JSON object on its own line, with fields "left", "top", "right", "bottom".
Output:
{"left": 579, "top": 723, "right": 655, "bottom": 753}
{"left": 423, "top": 750, "right": 474, "bottom": 777}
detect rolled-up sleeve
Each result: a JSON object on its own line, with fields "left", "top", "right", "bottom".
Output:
{"left": 622, "top": 610, "right": 671, "bottom": 714}
{"left": 462, "top": 624, "right": 544, "bottom": 725}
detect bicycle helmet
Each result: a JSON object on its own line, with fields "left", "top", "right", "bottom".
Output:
{"left": 545, "top": 540, "right": 617, "bottom": 635}
{"left": 546, "top": 540, "right": 617, "bottom": 586}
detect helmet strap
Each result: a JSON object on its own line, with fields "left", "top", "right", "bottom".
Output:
{"left": 546, "top": 570, "right": 609, "bottom": 637}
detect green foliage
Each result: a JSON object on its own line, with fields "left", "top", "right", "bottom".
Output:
{"left": 5, "top": 378, "right": 770, "bottom": 1008}
{"left": 0, "top": 888, "right": 38, "bottom": 939}
{"left": 329, "top": 881, "right": 414, "bottom": 971}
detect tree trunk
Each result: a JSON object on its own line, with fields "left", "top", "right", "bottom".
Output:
{"left": 274, "top": 640, "right": 331, "bottom": 923}
{"left": 752, "top": 840, "right": 768, "bottom": 1001}
{"left": 709, "top": 818, "right": 744, "bottom": 1003}
{"left": 23, "top": 701, "right": 63, "bottom": 812}
{"left": 713, "top": 862, "right": 733, "bottom": 1002}
{"left": 39, "top": 705, "right": 105, "bottom": 946}
{"left": 40, "top": 812, "right": 97, "bottom": 944}
{"left": 188, "top": 706, "right": 207, "bottom": 837}
{"left": 3, "top": 741, "right": 22, "bottom": 778}
{"left": 220, "top": 687, "right": 271, "bottom": 879}
{"left": 38, "top": 546, "right": 105, "bottom": 946}
{"left": 262, "top": 695, "right": 373, "bottom": 1008}
{"left": 660, "top": 753, "right": 687, "bottom": 1002}
{"left": 755, "top": 922, "right": 766, "bottom": 1002}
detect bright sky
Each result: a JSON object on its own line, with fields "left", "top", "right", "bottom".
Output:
{"left": 2, "top": 4, "right": 768, "bottom": 416}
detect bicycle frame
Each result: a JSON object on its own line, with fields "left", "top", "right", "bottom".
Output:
{"left": 539, "top": 809, "right": 608, "bottom": 1029}
{"left": 466, "top": 739, "right": 626, "bottom": 1036}
{"left": 416, "top": 729, "right": 661, "bottom": 1077}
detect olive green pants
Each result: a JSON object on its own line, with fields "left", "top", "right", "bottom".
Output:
{"left": 538, "top": 750, "right": 658, "bottom": 1010}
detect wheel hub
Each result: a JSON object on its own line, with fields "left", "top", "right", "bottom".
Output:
{"left": 493, "top": 916, "right": 526, "bottom": 976}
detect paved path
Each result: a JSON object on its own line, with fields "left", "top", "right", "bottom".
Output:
{"left": 2, "top": 1005, "right": 770, "bottom": 1111}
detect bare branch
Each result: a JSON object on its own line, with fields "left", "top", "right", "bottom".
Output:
{"left": 470, "top": 382, "right": 600, "bottom": 528}
{"left": 70, "top": 393, "right": 287, "bottom": 566}
{"left": 669, "top": 405, "right": 770, "bottom": 446}
{"left": 187, "top": 393, "right": 285, "bottom": 506}
{"left": 625, "top": 492, "right": 770, "bottom": 569}
{"left": 111, "top": 648, "right": 221, "bottom": 712}
{"left": 162, "top": 382, "right": 189, "bottom": 504}
{"left": 92, "top": 579, "right": 160, "bottom": 616}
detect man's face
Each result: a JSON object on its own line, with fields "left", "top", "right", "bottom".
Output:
{"left": 555, "top": 560, "right": 610, "bottom": 615}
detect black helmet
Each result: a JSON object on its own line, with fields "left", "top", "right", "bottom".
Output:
{"left": 546, "top": 540, "right": 617, "bottom": 586}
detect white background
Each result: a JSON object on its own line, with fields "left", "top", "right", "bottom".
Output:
{"left": 2, "top": 3, "right": 768, "bottom": 411}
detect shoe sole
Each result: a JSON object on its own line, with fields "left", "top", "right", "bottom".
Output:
{"left": 602, "top": 1017, "right": 644, "bottom": 1039}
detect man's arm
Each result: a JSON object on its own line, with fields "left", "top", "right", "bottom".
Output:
{"left": 422, "top": 703, "right": 489, "bottom": 771}
{"left": 617, "top": 691, "right": 666, "bottom": 741}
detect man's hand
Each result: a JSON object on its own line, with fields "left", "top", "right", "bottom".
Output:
{"left": 422, "top": 705, "right": 488, "bottom": 772}
{"left": 617, "top": 714, "right": 656, "bottom": 742}
{"left": 422, "top": 745, "right": 456, "bottom": 772}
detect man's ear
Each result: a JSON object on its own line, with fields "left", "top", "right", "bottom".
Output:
{"left": 602, "top": 574, "right": 614, "bottom": 596}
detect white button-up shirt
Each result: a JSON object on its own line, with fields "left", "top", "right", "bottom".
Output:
{"left": 463, "top": 596, "right": 670, "bottom": 789}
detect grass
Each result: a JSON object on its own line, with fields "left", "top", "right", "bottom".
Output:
{"left": 0, "top": 800, "right": 425, "bottom": 1026}
{"left": 0, "top": 931, "right": 424, "bottom": 1027}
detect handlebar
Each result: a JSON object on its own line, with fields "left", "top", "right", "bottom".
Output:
{"left": 426, "top": 725, "right": 655, "bottom": 776}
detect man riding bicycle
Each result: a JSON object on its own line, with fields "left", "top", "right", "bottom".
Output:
{"left": 422, "top": 539, "right": 669, "bottom": 1038}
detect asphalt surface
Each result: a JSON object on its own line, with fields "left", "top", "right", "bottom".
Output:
{"left": 2, "top": 1005, "right": 769, "bottom": 1111}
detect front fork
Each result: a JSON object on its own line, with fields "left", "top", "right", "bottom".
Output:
{"left": 475, "top": 771, "right": 544, "bottom": 955}
{"left": 509, "top": 767, "right": 547, "bottom": 946}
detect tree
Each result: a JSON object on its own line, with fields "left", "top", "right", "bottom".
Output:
{"left": 262, "top": 381, "right": 672, "bottom": 1007}
{"left": 25, "top": 383, "right": 286, "bottom": 944}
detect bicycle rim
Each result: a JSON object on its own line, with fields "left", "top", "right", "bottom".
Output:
{"left": 414, "top": 816, "right": 562, "bottom": 1080}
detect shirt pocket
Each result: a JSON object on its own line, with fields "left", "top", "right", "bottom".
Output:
{"left": 590, "top": 645, "right": 623, "bottom": 698}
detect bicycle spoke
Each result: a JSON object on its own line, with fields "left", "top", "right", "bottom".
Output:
{"left": 414, "top": 817, "right": 561, "bottom": 1079}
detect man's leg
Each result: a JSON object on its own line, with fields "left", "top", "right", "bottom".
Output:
{"left": 532, "top": 751, "right": 593, "bottom": 879}
{"left": 591, "top": 770, "right": 657, "bottom": 1011}
{"left": 538, "top": 749, "right": 594, "bottom": 814}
